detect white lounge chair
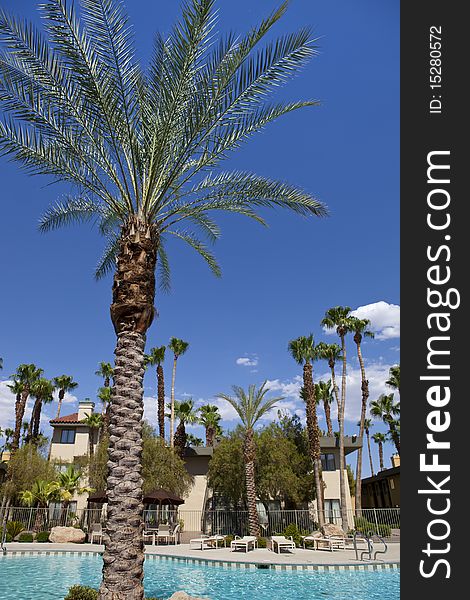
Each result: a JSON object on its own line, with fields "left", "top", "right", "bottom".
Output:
{"left": 271, "top": 535, "right": 295, "bottom": 553}
{"left": 156, "top": 523, "right": 170, "bottom": 544}
{"left": 189, "top": 534, "right": 227, "bottom": 550}
{"left": 312, "top": 534, "right": 346, "bottom": 552}
{"left": 230, "top": 535, "right": 257, "bottom": 552}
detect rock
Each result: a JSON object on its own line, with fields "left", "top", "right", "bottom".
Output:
{"left": 168, "top": 593, "right": 207, "bottom": 600}
{"left": 321, "top": 523, "right": 345, "bottom": 538}
{"left": 49, "top": 526, "right": 86, "bottom": 544}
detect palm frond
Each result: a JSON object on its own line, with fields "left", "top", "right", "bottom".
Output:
{"left": 38, "top": 196, "right": 104, "bottom": 232}
{"left": 95, "top": 233, "right": 120, "bottom": 280}
{"left": 168, "top": 229, "right": 221, "bottom": 277}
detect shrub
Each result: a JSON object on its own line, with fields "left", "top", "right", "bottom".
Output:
{"left": 257, "top": 537, "right": 267, "bottom": 548}
{"left": 281, "top": 523, "right": 303, "bottom": 547}
{"left": 6, "top": 520, "right": 25, "bottom": 540}
{"left": 4, "top": 533, "right": 13, "bottom": 542}
{"left": 36, "top": 531, "right": 50, "bottom": 542}
{"left": 18, "top": 532, "right": 34, "bottom": 542}
{"left": 64, "top": 587, "right": 163, "bottom": 600}
{"left": 224, "top": 534, "right": 234, "bottom": 546}
{"left": 64, "top": 586, "right": 98, "bottom": 600}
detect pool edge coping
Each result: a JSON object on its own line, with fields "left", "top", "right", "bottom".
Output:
{"left": 1, "top": 550, "right": 400, "bottom": 571}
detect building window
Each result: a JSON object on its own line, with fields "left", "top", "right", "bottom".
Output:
{"left": 60, "top": 429, "right": 76, "bottom": 444}
{"left": 321, "top": 453, "right": 336, "bottom": 471}
{"left": 324, "top": 499, "right": 341, "bottom": 523}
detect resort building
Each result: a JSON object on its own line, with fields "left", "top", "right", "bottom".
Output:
{"left": 49, "top": 401, "right": 361, "bottom": 529}
{"left": 361, "top": 455, "right": 400, "bottom": 509}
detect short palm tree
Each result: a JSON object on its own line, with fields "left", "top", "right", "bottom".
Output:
{"left": 52, "top": 375, "right": 79, "bottom": 419}
{"left": 168, "top": 338, "right": 189, "bottom": 448}
{"left": 144, "top": 346, "right": 166, "bottom": 439}
{"left": 349, "top": 316, "right": 374, "bottom": 511}
{"left": 8, "top": 364, "right": 43, "bottom": 452}
{"left": 321, "top": 307, "right": 355, "bottom": 531}
{"left": 362, "top": 418, "right": 374, "bottom": 476}
{"left": 371, "top": 432, "right": 387, "bottom": 471}
{"left": 186, "top": 433, "right": 204, "bottom": 447}
{"left": 314, "top": 379, "right": 334, "bottom": 437}
{"left": 58, "top": 465, "right": 93, "bottom": 521}
{"left": 29, "top": 378, "right": 55, "bottom": 442}
{"left": 0, "top": 1, "right": 326, "bottom": 595}
{"left": 288, "top": 335, "right": 325, "bottom": 526}
{"left": 198, "top": 404, "right": 222, "bottom": 446}
{"left": 386, "top": 364, "right": 400, "bottom": 393}
{"left": 19, "top": 479, "right": 60, "bottom": 530}
{"left": 370, "top": 394, "right": 400, "bottom": 456}
{"left": 95, "top": 362, "right": 114, "bottom": 389}
{"left": 170, "top": 399, "right": 198, "bottom": 459}
{"left": 82, "top": 412, "right": 103, "bottom": 459}
{"left": 219, "top": 382, "right": 282, "bottom": 536}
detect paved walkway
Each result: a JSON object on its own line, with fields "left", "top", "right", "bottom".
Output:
{"left": 4, "top": 541, "right": 400, "bottom": 566}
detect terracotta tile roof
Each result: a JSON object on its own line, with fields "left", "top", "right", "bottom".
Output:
{"left": 49, "top": 412, "right": 81, "bottom": 424}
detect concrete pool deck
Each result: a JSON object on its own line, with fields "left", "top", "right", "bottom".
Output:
{"left": 3, "top": 541, "right": 400, "bottom": 569}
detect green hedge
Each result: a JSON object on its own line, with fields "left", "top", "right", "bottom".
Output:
{"left": 18, "top": 532, "right": 34, "bottom": 543}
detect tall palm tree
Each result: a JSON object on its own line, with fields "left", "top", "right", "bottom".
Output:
{"left": 144, "top": 346, "right": 166, "bottom": 439}
{"left": 362, "top": 418, "right": 374, "bottom": 477}
{"left": 349, "top": 316, "right": 374, "bottom": 511}
{"left": 168, "top": 338, "right": 189, "bottom": 448}
{"left": 370, "top": 393, "right": 400, "bottom": 456}
{"left": 8, "top": 364, "right": 43, "bottom": 452}
{"left": 82, "top": 412, "right": 103, "bottom": 459}
{"left": 0, "top": 1, "right": 326, "bottom": 595}
{"left": 288, "top": 335, "right": 325, "bottom": 526}
{"left": 29, "top": 378, "right": 55, "bottom": 442}
{"left": 316, "top": 343, "right": 342, "bottom": 419}
{"left": 97, "top": 386, "right": 112, "bottom": 437}
{"left": 52, "top": 375, "right": 79, "bottom": 419}
{"left": 371, "top": 432, "right": 387, "bottom": 471}
{"left": 95, "top": 362, "right": 114, "bottom": 389}
{"left": 198, "top": 404, "right": 222, "bottom": 446}
{"left": 219, "top": 382, "right": 282, "bottom": 537}
{"left": 321, "top": 307, "right": 355, "bottom": 531}
{"left": 170, "top": 399, "right": 198, "bottom": 459}
{"left": 314, "top": 379, "right": 334, "bottom": 437}
{"left": 386, "top": 364, "right": 400, "bottom": 393}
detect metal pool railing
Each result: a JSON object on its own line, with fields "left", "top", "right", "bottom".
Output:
{"left": 0, "top": 506, "right": 400, "bottom": 539}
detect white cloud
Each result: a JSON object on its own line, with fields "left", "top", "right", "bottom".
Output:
{"left": 236, "top": 355, "right": 258, "bottom": 367}
{"left": 351, "top": 301, "right": 400, "bottom": 340}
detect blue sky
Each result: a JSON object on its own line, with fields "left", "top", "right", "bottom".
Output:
{"left": 0, "top": 0, "right": 399, "bottom": 477}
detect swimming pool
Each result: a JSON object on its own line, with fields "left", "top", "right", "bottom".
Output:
{"left": 0, "top": 554, "right": 399, "bottom": 600}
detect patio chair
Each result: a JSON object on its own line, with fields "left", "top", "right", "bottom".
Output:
{"left": 230, "top": 535, "right": 257, "bottom": 552}
{"left": 312, "top": 534, "right": 346, "bottom": 552}
{"left": 271, "top": 535, "right": 295, "bottom": 554}
{"left": 143, "top": 527, "right": 158, "bottom": 545}
{"left": 167, "top": 523, "right": 180, "bottom": 545}
{"left": 156, "top": 523, "right": 170, "bottom": 544}
{"left": 90, "top": 523, "right": 103, "bottom": 544}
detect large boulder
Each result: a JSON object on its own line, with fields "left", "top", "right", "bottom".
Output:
{"left": 168, "top": 593, "right": 207, "bottom": 600}
{"left": 321, "top": 523, "right": 345, "bottom": 538}
{"left": 49, "top": 526, "right": 86, "bottom": 544}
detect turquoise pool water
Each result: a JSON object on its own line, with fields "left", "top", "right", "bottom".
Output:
{"left": 0, "top": 555, "right": 399, "bottom": 600}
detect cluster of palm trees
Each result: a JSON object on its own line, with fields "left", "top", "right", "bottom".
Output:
{"left": 144, "top": 338, "right": 223, "bottom": 454}
{"left": 6, "top": 364, "right": 78, "bottom": 455}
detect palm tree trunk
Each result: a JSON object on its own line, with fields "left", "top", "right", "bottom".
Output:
{"left": 174, "top": 422, "right": 186, "bottom": 459}
{"left": 157, "top": 365, "right": 165, "bottom": 439}
{"left": 31, "top": 399, "right": 42, "bottom": 441}
{"left": 303, "top": 363, "right": 325, "bottom": 527}
{"left": 378, "top": 442, "right": 384, "bottom": 471}
{"left": 244, "top": 429, "right": 260, "bottom": 537}
{"left": 56, "top": 389, "right": 65, "bottom": 418}
{"left": 99, "top": 218, "right": 157, "bottom": 600}
{"left": 170, "top": 358, "right": 177, "bottom": 448}
{"left": 366, "top": 431, "right": 374, "bottom": 476}
{"left": 89, "top": 429, "right": 95, "bottom": 460}
{"left": 323, "top": 400, "right": 333, "bottom": 436}
{"left": 354, "top": 339, "right": 369, "bottom": 513}
{"left": 206, "top": 425, "right": 214, "bottom": 447}
{"left": 12, "top": 390, "right": 28, "bottom": 452}
{"left": 338, "top": 334, "right": 349, "bottom": 532}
